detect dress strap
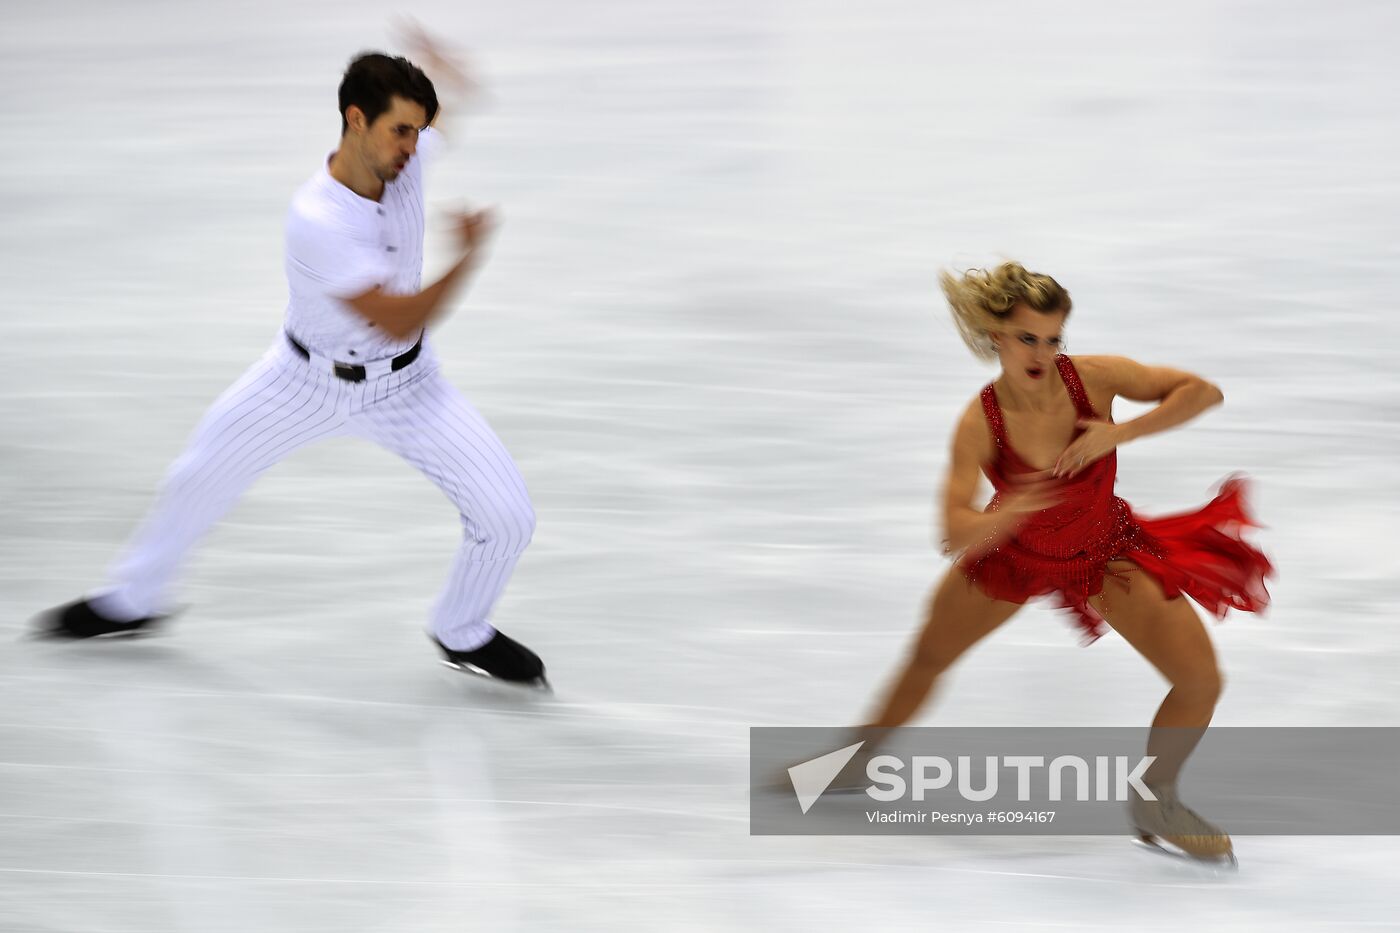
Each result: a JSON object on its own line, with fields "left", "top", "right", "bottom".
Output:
{"left": 980, "top": 383, "right": 1010, "bottom": 450}
{"left": 1055, "top": 354, "right": 1098, "bottom": 419}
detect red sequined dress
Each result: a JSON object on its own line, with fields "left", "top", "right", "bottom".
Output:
{"left": 957, "top": 354, "right": 1273, "bottom": 642}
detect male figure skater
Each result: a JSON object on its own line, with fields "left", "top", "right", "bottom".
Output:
{"left": 38, "top": 48, "right": 547, "bottom": 687}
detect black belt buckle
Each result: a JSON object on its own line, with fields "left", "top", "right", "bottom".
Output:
{"left": 334, "top": 362, "right": 367, "bottom": 382}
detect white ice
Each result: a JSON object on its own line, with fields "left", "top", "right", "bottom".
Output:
{"left": 2, "top": 0, "right": 1398, "bottom": 930}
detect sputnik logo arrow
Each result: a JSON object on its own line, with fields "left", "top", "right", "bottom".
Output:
{"left": 787, "top": 741, "right": 865, "bottom": 814}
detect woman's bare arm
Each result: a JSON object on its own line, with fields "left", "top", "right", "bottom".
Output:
{"left": 1054, "top": 355, "right": 1224, "bottom": 477}
{"left": 1091, "top": 355, "right": 1223, "bottom": 443}
{"left": 941, "top": 403, "right": 1062, "bottom": 556}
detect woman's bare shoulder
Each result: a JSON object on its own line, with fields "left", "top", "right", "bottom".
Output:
{"left": 1067, "top": 354, "right": 1135, "bottom": 392}
{"left": 1066, "top": 353, "right": 1126, "bottom": 378}
{"left": 1068, "top": 354, "right": 1201, "bottom": 403}
{"left": 1063, "top": 355, "right": 1127, "bottom": 416}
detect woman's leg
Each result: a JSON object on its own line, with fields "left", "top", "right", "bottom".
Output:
{"left": 1089, "top": 560, "right": 1224, "bottom": 788}
{"left": 865, "top": 568, "right": 1023, "bottom": 728}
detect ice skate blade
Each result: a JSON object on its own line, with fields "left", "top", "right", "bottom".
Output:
{"left": 29, "top": 603, "right": 183, "bottom": 642}
{"left": 1133, "top": 833, "right": 1237, "bottom": 871}
{"left": 30, "top": 622, "right": 159, "bottom": 642}
{"left": 438, "top": 658, "right": 552, "bottom": 693}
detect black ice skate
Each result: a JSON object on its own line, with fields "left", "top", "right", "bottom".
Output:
{"left": 432, "top": 630, "right": 549, "bottom": 691}
{"left": 1130, "top": 784, "right": 1236, "bottom": 869}
{"left": 35, "top": 599, "right": 162, "bottom": 640}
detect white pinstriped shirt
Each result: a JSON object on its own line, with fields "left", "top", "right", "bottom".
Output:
{"left": 282, "top": 127, "right": 443, "bottom": 362}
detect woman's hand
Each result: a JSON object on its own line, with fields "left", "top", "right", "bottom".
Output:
{"left": 946, "top": 471, "right": 1067, "bottom": 558}
{"left": 1053, "top": 420, "right": 1125, "bottom": 478}
{"left": 998, "top": 469, "right": 1067, "bottom": 516}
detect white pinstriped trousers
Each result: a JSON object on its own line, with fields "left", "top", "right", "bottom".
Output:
{"left": 90, "top": 336, "right": 535, "bottom": 651}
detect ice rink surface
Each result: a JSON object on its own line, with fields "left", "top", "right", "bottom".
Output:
{"left": 2, "top": 0, "right": 1398, "bottom": 929}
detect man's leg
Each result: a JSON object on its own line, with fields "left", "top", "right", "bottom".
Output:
{"left": 353, "top": 369, "right": 535, "bottom": 652}
{"left": 90, "top": 344, "right": 351, "bottom": 622}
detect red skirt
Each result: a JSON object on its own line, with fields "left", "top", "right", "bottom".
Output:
{"left": 959, "top": 476, "right": 1274, "bottom": 643}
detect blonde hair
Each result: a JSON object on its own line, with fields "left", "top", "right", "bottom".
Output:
{"left": 940, "top": 261, "right": 1072, "bottom": 361}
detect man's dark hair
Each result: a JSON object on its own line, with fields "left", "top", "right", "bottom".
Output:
{"left": 338, "top": 52, "right": 439, "bottom": 135}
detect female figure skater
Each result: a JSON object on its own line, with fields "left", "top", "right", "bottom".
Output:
{"left": 859, "top": 261, "right": 1272, "bottom": 864}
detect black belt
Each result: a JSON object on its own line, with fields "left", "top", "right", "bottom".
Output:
{"left": 285, "top": 332, "right": 423, "bottom": 383}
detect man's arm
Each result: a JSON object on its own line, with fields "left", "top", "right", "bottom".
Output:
{"left": 395, "top": 20, "right": 472, "bottom": 132}
{"left": 343, "top": 210, "right": 493, "bottom": 339}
